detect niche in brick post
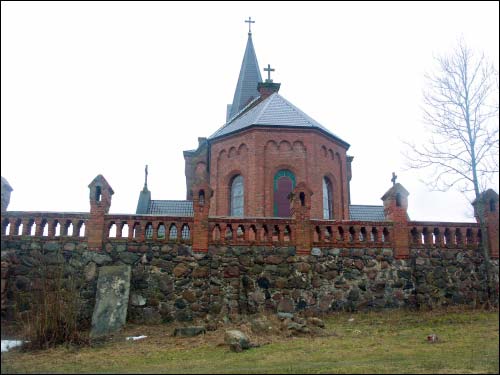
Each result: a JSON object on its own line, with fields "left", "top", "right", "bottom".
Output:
{"left": 191, "top": 181, "right": 213, "bottom": 253}
{"left": 290, "top": 182, "right": 313, "bottom": 255}
{"left": 472, "top": 189, "right": 499, "bottom": 259}
{"left": 88, "top": 175, "right": 114, "bottom": 250}
{"left": 381, "top": 183, "right": 410, "bottom": 259}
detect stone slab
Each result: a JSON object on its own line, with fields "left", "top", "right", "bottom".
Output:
{"left": 90, "top": 265, "right": 131, "bottom": 339}
{"left": 173, "top": 326, "right": 206, "bottom": 337}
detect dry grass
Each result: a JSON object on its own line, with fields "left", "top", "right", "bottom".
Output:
{"left": 1, "top": 307, "right": 499, "bottom": 374}
{"left": 15, "top": 263, "right": 89, "bottom": 350}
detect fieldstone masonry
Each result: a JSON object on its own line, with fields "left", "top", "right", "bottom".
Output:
{"left": 1, "top": 176, "right": 498, "bottom": 329}
{"left": 0, "top": 239, "right": 498, "bottom": 327}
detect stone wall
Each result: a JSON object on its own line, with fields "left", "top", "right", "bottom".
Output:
{"left": 2, "top": 238, "right": 498, "bottom": 326}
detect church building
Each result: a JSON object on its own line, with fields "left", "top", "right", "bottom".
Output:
{"left": 136, "top": 19, "right": 387, "bottom": 223}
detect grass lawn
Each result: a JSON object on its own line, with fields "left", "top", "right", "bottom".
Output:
{"left": 1, "top": 308, "right": 498, "bottom": 374}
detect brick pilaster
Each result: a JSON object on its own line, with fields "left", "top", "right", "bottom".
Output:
{"left": 191, "top": 183, "right": 212, "bottom": 253}
{"left": 87, "top": 175, "right": 114, "bottom": 251}
{"left": 291, "top": 182, "right": 313, "bottom": 255}
{"left": 473, "top": 189, "right": 499, "bottom": 259}
{"left": 381, "top": 183, "right": 410, "bottom": 259}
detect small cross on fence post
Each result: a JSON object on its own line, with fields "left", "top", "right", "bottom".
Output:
{"left": 391, "top": 172, "right": 397, "bottom": 186}
{"left": 264, "top": 64, "right": 275, "bottom": 82}
{"left": 245, "top": 17, "right": 255, "bottom": 33}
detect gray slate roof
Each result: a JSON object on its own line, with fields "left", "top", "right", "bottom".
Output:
{"left": 148, "top": 200, "right": 193, "bottom": 216}
{"left": 349, "top": 205, "right": 386, "bottom": 221}
{"left": 146, "top": 201, "right": 387, "bottom": 221}
{"left": 227, "top": 33, "right": 262, "bottom": 120}
{"left": 210, "top": 93, "right": 349, "bottom": 147}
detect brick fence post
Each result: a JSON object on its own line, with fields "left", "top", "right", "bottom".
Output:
{"left": 87, "top": 175, "right": 114, "bottom": 251}
{"left": 472, "top": 189, "right": 499, "bottom": 259}
{"left": 381, "top": 183, "right": 410, "bottom": 259}
{"left": 191, "top": 182, "right": 213, "bottom": 253}
{"left": 291, "top": 182, "right": 313, "bottom": 255}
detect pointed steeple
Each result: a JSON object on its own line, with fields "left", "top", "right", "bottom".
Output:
{"left": 136, "top": 165, "right": 151, "bottom": 214}
{"left": 227, "top": 21, "right": 263, "bottom": 121}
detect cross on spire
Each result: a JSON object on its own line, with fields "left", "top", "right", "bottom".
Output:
{"left": 391, "top": 172, "right": 397, "bottom": 186}
{"left": 245, "top": 17, "right": 255, "bottom": 34}
{"left": 264, "top": 64, "right": 275, "bottom": 82}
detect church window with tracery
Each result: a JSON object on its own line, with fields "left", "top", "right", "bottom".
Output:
{"left": 323, "top": 177, "right": 333, "bottom": 219}
{"left": 230, "top": 175, "right": 244, "bottom": 216}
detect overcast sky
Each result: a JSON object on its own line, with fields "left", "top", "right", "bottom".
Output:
{"left": 1, "top": 1, "right": 499, "bottom": 222}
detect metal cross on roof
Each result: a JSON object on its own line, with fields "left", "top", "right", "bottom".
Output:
{"left": 264, "top": 64, "right": 275, "bottom": 82}
{"left": 245, "top": 17, "right": 255, "bottom": 33}
{"left": 391, "top": 172, "right": 397, "bottom": 186}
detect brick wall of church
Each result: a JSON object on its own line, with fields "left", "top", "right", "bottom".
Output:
{"left": 209, "top": 127, "right": 350, "bottom": 219}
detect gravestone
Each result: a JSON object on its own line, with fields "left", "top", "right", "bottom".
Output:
{"left": 90, "top": 265, "right": 131, "bottom": 339}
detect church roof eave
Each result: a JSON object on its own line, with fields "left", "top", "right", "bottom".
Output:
{"left": 209, "top": 124, "right": 350, "bottom": 149}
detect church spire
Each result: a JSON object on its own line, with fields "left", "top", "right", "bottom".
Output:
{"left": 136, "top": 164, "right": 151, "bottom": 214}
{"left": 226, "top": 18, "right": 263, "bottom": 121}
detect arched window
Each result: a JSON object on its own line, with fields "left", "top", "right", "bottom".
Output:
{"left": 181, "top": 224, "right": 190, "bottom": 240}
{"left": 157, "top": 224, "right": 166, "bottom": 239}
{"left": 274, "top": 170, "right": 296, "bottom": 217}
{"left": 198, "top": 190, "right": 205, "bottom": 206}
{"left": 95, "top": 186, "right": 102, "bottom": 202}
{"left": 323, "top": 177, "right": 333, "bottom": 219}
{"left": 145, "top": 223, "right": 153, "bottom": 239}
{"left": 230, "top": 175, "right": 244, "bottom": 216}
{"left": 169, "top": 224, "right": 178, "bottom": 240}
{"left": 396, "top": 193, "right": 402, "bottom": 207}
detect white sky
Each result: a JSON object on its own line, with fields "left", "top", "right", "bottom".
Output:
{"left": 1, "top": 1, "right": 499, "bottom": 222}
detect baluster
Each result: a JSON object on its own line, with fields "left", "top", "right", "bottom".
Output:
{"left": 277, "top": 225, "right": 284, "bottom": 243}
{"left": 331, "top": 225, "right": 337, "bottom": 244}
{"left": 8, "top": 218, "right": 16, "bottom": 237}
{"left": 116, "top": 222, "right": 123, "bottom": 239}
{"left": 232, "top": 224, "right": 238, "bottom": 243}
{"left": 454, "top": 228, "right": 462, "bottom": 246}
{"left": 435, "top": 228, "right": 444, "bottom": 247}
{"left": 354, "top": 225, "right": 361, "bottom": 244}
{"left": 152, "top": 221, "right": 158, "bottom": 241}
{"left": 21, "top": 219, "right": 30, "bottom": 236}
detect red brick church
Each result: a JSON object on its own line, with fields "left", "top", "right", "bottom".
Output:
{"left": 1, "top": 20, "right": 497, "bottom": 256}
{"left": 136, "top": 20, "right": 382, "bottom": 224}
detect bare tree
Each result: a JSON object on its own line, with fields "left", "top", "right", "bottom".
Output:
{"left": 404, "top": 39, "right": 499, "bottom": 303}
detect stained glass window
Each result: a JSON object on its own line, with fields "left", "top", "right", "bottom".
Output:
{"left": 273, "top": 170, "right": 295, "bottom": 217}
